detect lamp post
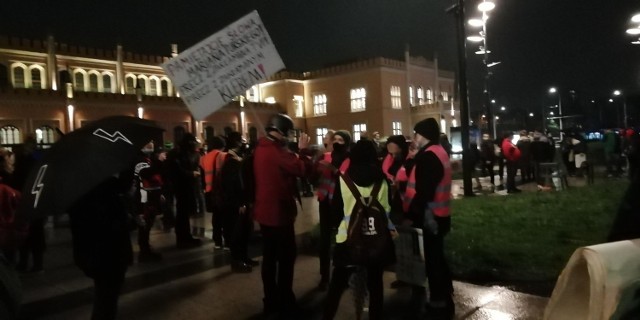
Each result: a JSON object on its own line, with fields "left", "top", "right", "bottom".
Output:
{"left": 548, "top": 87, "right": 563, "bottom": 139}
{"left": 467, "top": 0, "right": 497, "bottom": 139}
{"left": 613, "top": 90, "right": 627, "bottom": 128}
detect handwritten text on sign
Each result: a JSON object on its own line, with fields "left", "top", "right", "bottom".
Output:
{"left": 162, "top": 11, "right": 285, "bottom": 120}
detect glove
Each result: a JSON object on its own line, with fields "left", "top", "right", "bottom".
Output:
{"left": 423, "top": 209, "right": 438, "bottom": 236}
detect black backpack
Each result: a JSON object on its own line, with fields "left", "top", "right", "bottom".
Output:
{"left": 341, "top": 173, "right": 396, "bottom": 266}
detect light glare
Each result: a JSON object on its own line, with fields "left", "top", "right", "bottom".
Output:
{"left": 478, "top": 1, "right": 496, "bottom": 12}
{"left": 468, "top": 19, "right": 484, "bottom": 27}
{"left": 467, "top": 35, "right": 484, "bottom": 42}
{"left": 627, "top": 28, "right": 640, "bottom": 35}
{"left": 632, "top": 14, "right": 640, "bottom": 23}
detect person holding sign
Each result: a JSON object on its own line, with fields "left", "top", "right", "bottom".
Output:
{"left": 251, "top": 114, "right": 313, "bottom": 317}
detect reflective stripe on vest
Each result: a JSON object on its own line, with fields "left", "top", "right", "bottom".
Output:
{"left": 403, "top": 144, "right": 452, "bottom": 217}
{"left": 316, "top": 153, "right": 350, "bottom": 202}
{"left": 381, "top": 154, "right": 395, "bottom": 181}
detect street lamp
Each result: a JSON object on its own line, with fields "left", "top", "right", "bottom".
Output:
{"left": 548, "top": 87, "right": 563, "bottom": 139}
{"left": 467, "top": 0, "right": 497, "bottom": 139}
{"left": 613, "top": 90, "right": 627, "bottom": 128}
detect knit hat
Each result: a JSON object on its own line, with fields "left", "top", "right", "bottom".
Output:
{"left": 226, "top": 132, "right": 243, "bottom": 149}
{"left": 413, "top": 118, "right": 440, "bottom": 141}
{"left": 334, "top": 130, "right": 352, "bottom": 146}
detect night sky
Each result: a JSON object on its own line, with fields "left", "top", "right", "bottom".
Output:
{"left": 2, "top": 0, "right": 639, "bottom": 124}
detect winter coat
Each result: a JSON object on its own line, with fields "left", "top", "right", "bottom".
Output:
{"left": 253, "top": 137, "right": 312, "bottom": 227}
{"left": 501, "top": 139, "right": 521, "bottom": 163}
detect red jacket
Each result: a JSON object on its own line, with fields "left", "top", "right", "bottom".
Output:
{"left": 253, "top": 137, "right": 312, "bottom": 227}
{"left": 501, "top": 138, "right": 521, "bottom": 162}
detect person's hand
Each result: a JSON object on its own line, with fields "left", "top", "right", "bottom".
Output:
{"left": 239, "top": 205, "right": 247, "bottom": 215}
{"left": 298, "top": 133, "right": 310, "bottom": 150}
{"left": 390, "top": 229, "right": 399, "bottom": 239}
{"left": 193, "top": 171, "right": 201, "bottom": 177}
{"left": 160, "top": 195, "right": 166, "bottom": 203}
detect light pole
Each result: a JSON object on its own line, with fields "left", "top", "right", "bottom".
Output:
{"left": 549, "top": 87, "right": 563, "bottom": 139}
{"left": 467, "top": 0, "right": 497, "bottom": 138}
{"left": 613, "top": 90, "right": 627, "bottom": 128}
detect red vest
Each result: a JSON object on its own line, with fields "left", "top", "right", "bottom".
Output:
{"left": 200, "top": 150, "right": 226, "bottom": 193}
{"left": 403, "top": 144, "right": 452, "bottom": 217}
{"left": 316, "top": 152, "right": 350, "bottom": 202}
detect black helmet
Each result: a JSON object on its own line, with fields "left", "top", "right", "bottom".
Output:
{"left": 266, "top": 113, "right": 294, "bottom": 136}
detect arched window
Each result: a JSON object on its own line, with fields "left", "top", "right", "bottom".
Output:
{"left": 88, "top": 72, "right": 99, "bottom": 92}
{"left": 35, "top": 126, "right": 55, "bottom": 144}
{"left": 149, "top": 77, "right": 159, "bottom": 96}
{"left": 426, "top": 88, "right": 433, "bottom": 102}
{"left": 12, "top": 65, "right": 26, "bottom": 88}
{"left": 73, "top": 70, "right": 86, "bottom": 92}
{"left": 125, "top": 75, "right": 136, "bottom": 94}
{"left": 137, "top": 76, "right": 148, "bottom": 95}
{"left": 408, "top": 86, "right": 414, "bottom": 106}
{"left": 159, "top": 78, "right": 173, "bottom": 97}
{"left": 102, "top": 73, "right": 113, "bottom": 93}
{"left": 417, "top": 86, "right": 425, "bottom": 105}
{"left": 0, "top": 125, "right": 21, "bottom": 145}
{"left": 30, "top": 68, "right": 43, "bottom": 89}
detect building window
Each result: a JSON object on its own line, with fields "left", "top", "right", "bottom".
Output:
{"left": 316, "top": 127, "right": 328, "bottom": 146}
{"left": 409, "top": 86, "right": 414, "bottom": 106}
{"left": 246, "top": 86, "right": 259, "bottom": 102}
{"left": 12, "top": 66, "right": 25, "bottom": 88}
{"left": 89, "top": 73, "right": 99, "bottom": 92}
{"left": 160, "top": 78, "right": 171, "bottom": 96}
{"left": 137, "top": 76, "right": 148, "bottom": 95}
{"left": 293, "top": 95, "right": 304, "bottom": 118}
{"left": 0, "top": 125, "right": 21, "bottom": 145}
{"left": 74, "top": 71, "right": 86, "bottom": 91}
{"left": 149, "top": 77, "right": 159, "bottom": 96}
{"left": 442, "top": 91, "right": 449, "bottom": 101}
{"left": 30, "top": 68, "right": 42, "bottom": 89}
{"left": 353, "top": 123, "right": 367, "bottom": 142}
{"left": 204, "top": 126, "right": 215, "bottom": 142}
{"left": 313, "top": 94, "right": 327, "bottom": 116}
{"left": 125, "top": 75, "right": 136, "bottom": 94}
{"left": 35, "top": 126, "right": 55, "bottom": 144}
{"left": 103, "top": 74, "right": 113, "bottom": 93}
{"left": 427, "top": 88, "right": 433, "bottom": 102}
{"left": 265, "top": 97, "right": 276, "bottom": 104}
{"left": 350, "top": 88, "right": 366, "bottom": 112}
{"left": 417, "top": 86, "right": 425, "bottom": 105}
{"left": 390, "top": 86, "right": 402, "bottom": 109}
{"left": 392, "top": 121, "right": 402, "bottom": 136}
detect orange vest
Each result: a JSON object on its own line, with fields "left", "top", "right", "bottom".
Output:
{"left": 316, "top": 153, "right": 351, "bottom": 202}
{"left": 403, "top": 145, "right": 452, "bottom": 217}
{"left": 200, "top": 150, "right": 226, "bottom": 193}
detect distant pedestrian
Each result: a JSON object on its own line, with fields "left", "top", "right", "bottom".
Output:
{"left": 516, "top": 130, "right": 533, "bottom": 182}
{"left": 169, "top": 133, "right": 203, "bottom": 248}
{"left": 200, "top": 136, "right": 227, "bottom": 249}
{"left": 480, "top": 134, "right": 497, "bottom": 190}
{"left": 252, "top": 114, "right": 313, "bottom": 317}
{"left": 501, "top": 132, "right": 522, "bottom": 193}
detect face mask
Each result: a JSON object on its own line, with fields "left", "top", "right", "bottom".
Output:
{"left": 332, "top": 143, "right": 346, "bottom": 153}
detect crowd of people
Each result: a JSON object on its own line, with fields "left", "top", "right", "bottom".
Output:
{"left": 2, "top": 114, "right": 640, "bottom": 319}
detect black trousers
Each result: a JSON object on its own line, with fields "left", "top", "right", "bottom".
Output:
{"left": 323, "top": 264, "right": 384, "bottom": 320}
{"left": 91, "top": 269, "right": 126, "bottom": 320}
{"left": 260, "top": 224, "right": 297, "bottom": 311}
{"left": 137, "top": 192, "right": 162, "bottom": 252}
{"left": 212, "top": 202, "right": 224, "bottom": 246}
{"left": 423, "top": 228, "right": 453, "bottom": 303}
{"left": 482, "top": 160, "right": 495, "bottom": 185}
{"left": 506, "top": 161, "right": 518, "bottom": 191}
{"left": 174, "top": 191, "right": 196, "bottom": 241}
{"left": 225, "top": 205, "right": 253, "bottom": 261}
{"left": 318, "top": 200, "right": 333, "bottom": 281}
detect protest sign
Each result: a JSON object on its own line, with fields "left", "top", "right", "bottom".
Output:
{"left": 162, "top": 10, "right": 285, "bottom": 120}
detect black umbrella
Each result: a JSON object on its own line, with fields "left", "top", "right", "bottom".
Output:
{"left": 18, "top": 116, "right": 164, "bottom": 222}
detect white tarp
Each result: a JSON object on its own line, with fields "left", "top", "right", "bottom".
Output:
{"left": 544, "top": 239, "right": 640, "bottom": 320}
{"left": 162, "top": 10, "right": 285, "bottom": 120}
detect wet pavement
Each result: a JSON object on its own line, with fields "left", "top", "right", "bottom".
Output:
{"left": 16, "top": 178, "right": 553, "bottom": 319}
